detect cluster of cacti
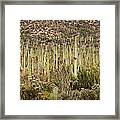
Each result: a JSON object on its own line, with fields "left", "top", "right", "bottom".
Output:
{"left": 20, "top": 20, "right": 100, "bottom": 100}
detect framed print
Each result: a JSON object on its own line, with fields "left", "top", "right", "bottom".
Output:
{"left": 0, "top": 0, "right": 119, "bottom": 119}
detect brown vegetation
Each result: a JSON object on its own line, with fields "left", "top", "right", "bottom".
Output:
{"left": 20, "top": 20, "right": 100, "bottom": 100}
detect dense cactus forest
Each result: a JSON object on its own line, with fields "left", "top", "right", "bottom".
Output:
{"left": 20, "top": 20, "right": 100, "bottom": 100}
